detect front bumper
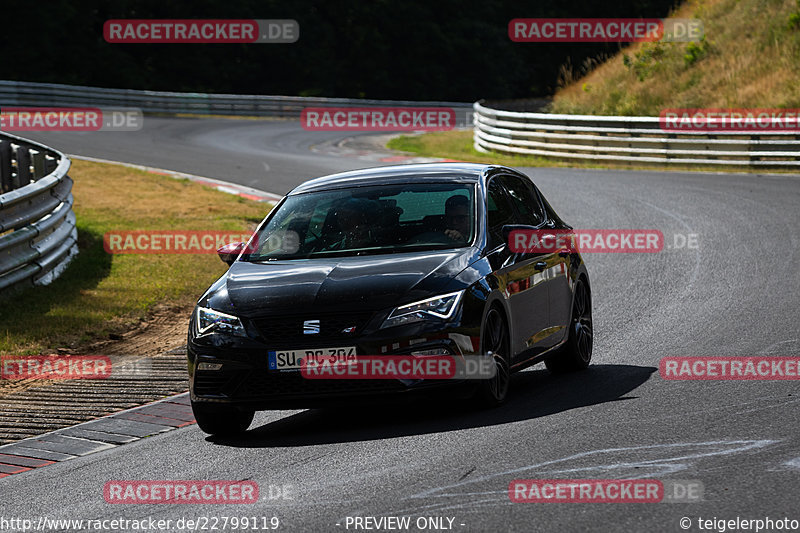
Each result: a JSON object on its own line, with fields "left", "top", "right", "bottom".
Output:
{"left": 188, "top": 314, "right": 482, "bottom": 410}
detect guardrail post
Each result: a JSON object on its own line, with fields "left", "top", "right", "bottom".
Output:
{"left": 32, "top": 150, "right": 45, "bottom": 179}
{"left": 748, "top": 135, "right": 759, "bottom": 167}
{"left": 44, "top": 155, "right": 57, "bottom": 174}
{"left": 0, "top": 140, "right": 11, "bottom": 193}
{"left": 15, "top": 145, "right": 31, "bottom": 188}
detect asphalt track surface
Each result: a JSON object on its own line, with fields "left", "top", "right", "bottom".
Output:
{"left": 4, "top": 118, "right": 800, "bottom": 532}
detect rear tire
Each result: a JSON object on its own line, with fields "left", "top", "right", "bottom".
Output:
{"left": 475, "top": 306, "right": 511, "bottom": 407}
{"left": 545, "top": 278, "right": 593, "bottom": 374}
{"left": 191, "top": 401, "right": 254, "bottom": 436}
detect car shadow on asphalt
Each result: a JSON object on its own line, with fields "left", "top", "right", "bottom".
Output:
{"left": 207, "top": 363, "right": 656, "bottom": 448}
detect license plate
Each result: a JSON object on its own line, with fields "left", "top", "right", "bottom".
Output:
{"left": 268, "top": 346, "right": 357, "bottom": 370}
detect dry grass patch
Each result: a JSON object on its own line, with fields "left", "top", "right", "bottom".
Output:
{"left": 550, "top": 0, "right": 800, "bottom": 114}
{"left": 0, "top": 159, "right": 270, "bottom": 355}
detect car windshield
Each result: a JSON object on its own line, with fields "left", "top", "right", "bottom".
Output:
{"left": 242, "top": 182, "right": 475, "bottom": 260}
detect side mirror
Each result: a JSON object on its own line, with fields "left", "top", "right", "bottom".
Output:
{"left": 502, "top": 224, "right": 537, "bottom": 252}
{"left": 217, "top": 242, "right": 245, "bottom": 266}
{"left": 503, "top": 225, "right": 576, "bottom": 255}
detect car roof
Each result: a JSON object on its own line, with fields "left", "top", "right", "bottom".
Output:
{"left": 288, "top": 162, "right": 506, "bottom": 195}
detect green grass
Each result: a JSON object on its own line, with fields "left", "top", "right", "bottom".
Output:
{"left": 0, "top": 160, "right": 270, "bottom": 355}
{"left": 387, "top": 131, "right": 588, "bottom": 169}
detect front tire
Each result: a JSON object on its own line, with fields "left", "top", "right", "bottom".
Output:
{"left": 475, "top": 306, "right": 511, "bottom": 407}
{"left": 545, "top": 278, "right": 593, "bottom": 374}
{"left": 192, "top": 401, "right": 254, "bottom": 436}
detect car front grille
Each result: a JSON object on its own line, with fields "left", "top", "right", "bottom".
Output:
{"left": 249, "top": 313, "right": 374, "bottom": 345}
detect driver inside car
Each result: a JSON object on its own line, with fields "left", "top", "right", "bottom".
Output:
{"left": 443, "top": 194, "right": 471, "bottom": 243}
{"left": 325, "top": 198, "right": 373, "bottom": 250}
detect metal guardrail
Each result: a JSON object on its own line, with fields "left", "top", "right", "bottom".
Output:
{"left": 473, "top": 101, "right": 800, "bottom": 168}
{"left": 0, "top": 132, "right": 77, "bottom": 294}
{"left": 0, "top": 80, "right": 474, "bottom": 124}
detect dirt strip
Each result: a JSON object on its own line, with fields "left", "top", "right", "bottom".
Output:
{"left": 0, "top": 350, "right": 189, "bottom": 445}
{"left": 0, "top": 306, "right": 192, "bottom": 445}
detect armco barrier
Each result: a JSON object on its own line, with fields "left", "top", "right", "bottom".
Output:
{"left": 473, "top": 101, "right": 800, "bottom": 168}
{"left": 0, "top": 80, "right": 474, "bottom": 125}
{"left": 0, "top": 132, "right": 77, "bottom": 294}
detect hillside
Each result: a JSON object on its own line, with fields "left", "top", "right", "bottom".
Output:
{"left": 550, "top": 0, "right": 800, "bottom": 115}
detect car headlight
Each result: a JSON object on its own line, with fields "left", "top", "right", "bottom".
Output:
{"left": 195, "top": 307, "right": 246, "bottom": 337}
{"left": 381, "top": 291, "right": 464, "bottom": 329}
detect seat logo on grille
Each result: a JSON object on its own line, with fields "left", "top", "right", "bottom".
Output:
{"left": 303, "top": 319, "right": 320, "bottom": 335}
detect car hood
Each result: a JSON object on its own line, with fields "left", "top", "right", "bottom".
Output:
{"left": 218, "top": 248, "right": 477, "bottom": 317}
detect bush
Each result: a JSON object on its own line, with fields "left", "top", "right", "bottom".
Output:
{"left": 623, "top": 43, "right": 667, "bottom": 81}
{"left": 684, "top": 37, "right": 709, "bottom": 66}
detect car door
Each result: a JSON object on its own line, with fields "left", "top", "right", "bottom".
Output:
{"left": 485, "top": 176, "right": 550, "bottom": 362}
{"left": 499, "top": 174, "right": 570, "bottom": 352}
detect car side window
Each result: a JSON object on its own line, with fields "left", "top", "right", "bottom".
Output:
{"left": 486, "top": 178, "right": 515, "bottom": 250}
{"left": 500, "top": 175, "right": 545, "bottom": 227}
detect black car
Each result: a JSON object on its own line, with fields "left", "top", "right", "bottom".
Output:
{"left": 188, "top": 163, "right": 592, "bottom": 435}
